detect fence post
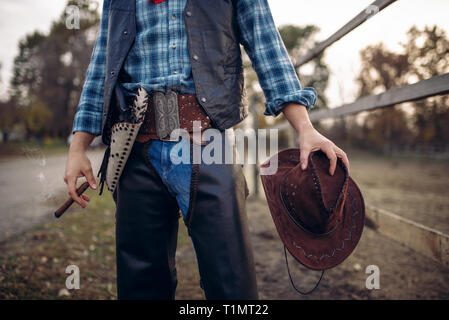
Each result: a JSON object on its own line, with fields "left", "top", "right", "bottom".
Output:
{"left": 250, "top": 95, "right": 260, "bottom": 196}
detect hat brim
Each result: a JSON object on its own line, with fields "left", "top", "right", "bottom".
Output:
{"left": 260, "top": 149, "right": 365, "bottom": 270}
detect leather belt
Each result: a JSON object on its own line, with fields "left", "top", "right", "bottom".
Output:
{"left": 136, "top": 91, "right": 212, "bottom": 143}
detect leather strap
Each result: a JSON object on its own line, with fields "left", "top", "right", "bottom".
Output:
{"left": 284, "top": 246, "right": 325, "bottom": 295}
{"left": 136, "top": 93, "right": 212, "bottom": 143}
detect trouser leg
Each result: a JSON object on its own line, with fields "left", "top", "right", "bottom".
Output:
{"left": 184, "top": 133, "right": 259, "bottom": 300}
{"left": 114, "top": 141, "right": 180, "bottom": 300}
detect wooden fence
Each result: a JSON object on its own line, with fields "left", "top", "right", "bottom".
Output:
{"left": 250, "top": 0, "right": 449, "bottom": 267}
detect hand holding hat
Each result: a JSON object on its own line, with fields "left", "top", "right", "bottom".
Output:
{"left": 260, "top": 148, "right": 365, "bottom": 294}
{"left": 282, "top": 102, "right": 350, "bottom": 176}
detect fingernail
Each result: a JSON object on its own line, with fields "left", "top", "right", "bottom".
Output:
{"left": 301, "top": 163, "right": 306, "bottom": 170}
{"left": 92, "top": 184, "right": 97, "bottom": 189}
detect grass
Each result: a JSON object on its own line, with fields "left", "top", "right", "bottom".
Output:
{"left": 0, "top": 188, "right": 193, "bottom": 300}
{"left": 0, "top": 139, "right": 69, "bottom": 160}
{"left": 346, "top": 147, "right": 449, "bottom": 234}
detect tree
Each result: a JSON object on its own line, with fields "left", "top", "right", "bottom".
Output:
{"left": 22, "top": 99, "right": 53, "bottom": 139}
{"left": 10, "top": 31, "right": 47, "bottom": 106}
{"left": 405, "top": 26, "right": 449, "bottom": 144}
{"left": 0, "top": 99, "right": 18, "bottom": 142}
{"left": 10, "top": 0, "right": 100, "bottom": 139}
{"left": 0, "top": 64, "right": 19, "bottom": 142}
{"left": 356, "top": 43, "right": 413, "bottom": 150}
{"left": 353, "top": 25, "right": 449, "bottom": 150}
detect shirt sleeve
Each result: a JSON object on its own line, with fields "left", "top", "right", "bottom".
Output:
{"left": 236, "top": 0, "right": 317, "bottom": 116}
{"left": 71, "top": 0, "right": 110, "bottom": 135}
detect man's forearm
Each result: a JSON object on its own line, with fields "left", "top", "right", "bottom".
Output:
{"left": 282, "top": 103, "right": 314, "bottom": 133}
{"left": 69, "top": 132, "right": 96, "bottom": 153}
{"left": 281, "top": 102, "right": 350, "bottom": 174}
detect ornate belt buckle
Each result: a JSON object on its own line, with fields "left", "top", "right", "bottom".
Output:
{"left": 154, "top": 90, "right": 180, "bottom": 141}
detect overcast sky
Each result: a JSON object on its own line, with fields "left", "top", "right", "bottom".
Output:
{"left": 1, "top": 0, "right": 448, "bottom": 106}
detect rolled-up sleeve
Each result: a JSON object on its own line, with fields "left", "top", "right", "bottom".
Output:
{"left": 71, "top": 0, "right": 110, "bottom": 135}
{"left": 236, "top": 0, "right": 317, "bottom": 116}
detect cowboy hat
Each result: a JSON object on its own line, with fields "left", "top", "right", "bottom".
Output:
{"left": 260, "top": 149, "right": 365, "bottom": 272}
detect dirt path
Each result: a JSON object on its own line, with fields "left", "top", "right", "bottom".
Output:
{"left": 0, "top": 149, "right": 104, "bottom": 242}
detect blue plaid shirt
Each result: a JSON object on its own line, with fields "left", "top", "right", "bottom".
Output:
{"left": 72, "top": 0, "right": 317, "bottom": 135}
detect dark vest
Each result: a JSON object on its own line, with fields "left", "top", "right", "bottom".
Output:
{"left": 101, "top": 0, "right": 246, "bottom": 144}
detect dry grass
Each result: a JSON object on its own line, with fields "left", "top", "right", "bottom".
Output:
{"left": 0, "top": 140, "right": 69, "bottom": 160}
{"left": 0, "top": 189, "right": 192, "bottom": 300}
{"left": 347, "top": 149, "right": 449, "bottom": 234}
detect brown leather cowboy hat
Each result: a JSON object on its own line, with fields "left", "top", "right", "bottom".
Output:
{"left": 260, "top": 149, "right": 365, "bottom": 273}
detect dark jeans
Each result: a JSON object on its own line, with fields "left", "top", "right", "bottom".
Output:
{"left": 113, "top": 137, "right": 258, "bottom": 300}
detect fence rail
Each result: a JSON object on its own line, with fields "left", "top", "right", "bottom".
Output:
{"left": 366, "top": 205, "right": 449, "bottom": 268}
{"left": 294, "top": 0, "right": 398, "bottom": 67}
{"left": 272, "top": 73, "right": 449, "bottom": 130}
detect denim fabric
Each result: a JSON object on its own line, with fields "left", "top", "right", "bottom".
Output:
{"left": 72, "top": 0, "right": 317, "bottom": 135}
{"left": 148, "top": 139, "right": 191, "bottom": 217}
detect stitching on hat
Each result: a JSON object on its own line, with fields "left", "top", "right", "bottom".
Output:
{"left": 309, "top": 152, "right": 348, "bottom": 216}
{"left": 292, "top": 183, "right": 358, "bottom": 261}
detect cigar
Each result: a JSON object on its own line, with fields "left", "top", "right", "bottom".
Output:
{"left": 54, "top": 181, "right": 91, "bottom": 218}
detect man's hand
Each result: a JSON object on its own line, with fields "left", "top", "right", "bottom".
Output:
{"left": 64, "top": 132, "right": 97, "bottom": 208}
{"left": 282, "top": 103, "right": 350, "bottom": 176}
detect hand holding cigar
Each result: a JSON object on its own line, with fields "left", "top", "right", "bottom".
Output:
{"left": 55, "top": 181, "right": 92, "bottom": 218}
{"left": 60, "top": 132, "right": 99, "bottom": 218}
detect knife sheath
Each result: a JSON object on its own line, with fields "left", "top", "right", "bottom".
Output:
{"left": 105, "top": 87, "right": 148, "bottom": 193}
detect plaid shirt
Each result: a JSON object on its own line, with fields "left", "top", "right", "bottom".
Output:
{"left": 72, "top": 0, "right": 317, "bottom": 135}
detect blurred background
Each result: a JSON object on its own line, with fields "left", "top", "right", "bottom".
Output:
{"left": 0, "top": 0, "right": 448, "bottom": 300}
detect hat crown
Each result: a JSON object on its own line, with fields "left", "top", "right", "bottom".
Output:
{"left": 260, "top": 148, "right": 365, "bottom": 270}
{"left": 281, "top": 151, "right": 348, "bottom": 235}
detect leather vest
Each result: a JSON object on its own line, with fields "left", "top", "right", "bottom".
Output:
{"left": 101, "top": 0, "right": 247, "bottom": 144}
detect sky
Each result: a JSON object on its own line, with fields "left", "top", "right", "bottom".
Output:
{"left": 0, "top": 0, "right": 448, "bottom": 106}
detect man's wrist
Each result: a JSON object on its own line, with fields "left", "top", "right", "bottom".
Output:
{"left": 296, "top": 120, "right": 314, "bottom": 132}
{"left": 282, "top": 102, "right": 314, "bottom": 133}
{"left": 70, "top": 131, "right": 96, "bottom": 153}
